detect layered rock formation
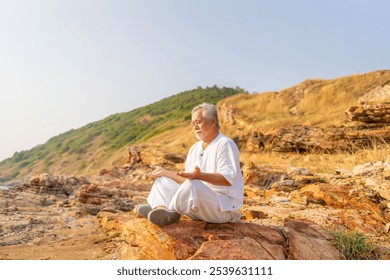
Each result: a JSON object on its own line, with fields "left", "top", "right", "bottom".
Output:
{"left": 226, "top": 101, "right": 390, "bottom": 153}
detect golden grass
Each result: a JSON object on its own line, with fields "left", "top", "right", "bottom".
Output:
{"left": 222, "top": 70, "right": 390, "bottom": 129}
{"left": 242, "top": 145, "right": 390, "bottom": 174}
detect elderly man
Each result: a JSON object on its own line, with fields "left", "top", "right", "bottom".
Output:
{"left": 136, "top": 103, "right": 244, "bottom": 226}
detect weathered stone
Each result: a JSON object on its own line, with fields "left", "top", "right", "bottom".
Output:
{"left": 76, "top": 183, "right": 135, "bottom": 215}
{"left": 364, "top": 178, "right": 390, "bottom": 200}
{"left": 97, "top": 212, "right": 343, "bottom": 260}
{"left": 283, "top": 219, "right": 342, "bottom": 260}
{"left": 299, "top": 183, "right": 351, "bottom": 208}
{"left": 288, "top": 191, "right": 308, "bottom": 206}
{"left": 346, "top": 101, "right": 390, "bottom": 123}
{"left": 243, "top": 209, "right": 268, "bottom": 220}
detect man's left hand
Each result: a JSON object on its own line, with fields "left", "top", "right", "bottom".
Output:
{"left": 176, "top": 166, "right": 201, "bottom": 179}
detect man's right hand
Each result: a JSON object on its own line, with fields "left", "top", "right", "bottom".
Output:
{"left": 145, "top": 166, "right": 166, "bottom": 179}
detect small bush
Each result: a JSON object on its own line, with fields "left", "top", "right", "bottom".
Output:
{"left": 330, "top": 230, "right": 377, "bottom": 260}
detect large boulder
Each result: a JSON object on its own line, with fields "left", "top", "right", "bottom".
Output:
{"left": 97, "top": 212, "right": 342, "bottom": 260}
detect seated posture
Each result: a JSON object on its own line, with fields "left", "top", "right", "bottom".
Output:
{"left": 136, "top": 103, "right": 244, "bottom": 226}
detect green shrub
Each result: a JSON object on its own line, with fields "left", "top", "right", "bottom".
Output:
{"left": 330, "top": 230, "right": 377, "bottom": 260}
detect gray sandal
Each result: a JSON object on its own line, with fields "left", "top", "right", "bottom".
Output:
{"left": 136, "top": 204, "right": 153, "bottom": 218}
{"left": 147, "top": 208, "right": 181, "bottom": 226}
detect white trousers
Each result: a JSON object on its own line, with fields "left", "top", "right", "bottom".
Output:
{"left": 146, "top": 177, "right": 241, "bottom": 223}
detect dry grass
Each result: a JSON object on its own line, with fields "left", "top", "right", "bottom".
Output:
{"left": 242, "top": 146, "right": 390, "bottom": 174}
{"left": 222, "top": 70, "right": 390, "bottom": 129}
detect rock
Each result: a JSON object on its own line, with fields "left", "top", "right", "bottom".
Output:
{"left": 288, "top": 167, "right": 312, "bottom": 176}
{"left": 76, "top": 183, "right": 134, "bottom": 215}
{"left": 352, "top": 162, "right": 382, "bottom": 177}
{"left": 299, "top": 183, "right": 386, "bottom": 234}
{"left": 242, "top": 162, "right": 287, "bottom": 188}
{"left": 335, "top": 168, "right": 353, "bottom": 177}
{"left": 97, "top": 212, "right": 342, "bottom": 260}
{"left": 121, "top": 146, "right": 186, "bottom": 169}
{"left": 27, "top": 173, "right": 87, "bottom": 196}
{"left": 269, "top": 195, "right": 290, "bottom": 204}
{"left": 243, "top": 209, "right": 268, "bottom": 220}
{"left": 385, "top": 223, "right": 390, "bottom": 233}
{"left": 364, "top": 178, "right": 390, "bottom": 200}
{"left": 346, "top": 101, "right": 390, "bottom": 123}
{"left": 283, "top": 219, "right": 343, "bottom": 260}
{"left": 358, "top": 84, "right": 390, "bottom": 103}
{"left": 299, "top": 183, "right": 350, "bottom": 208}
{"left": 122, "top": 146, "right": 142, "bottom": 165}
{"left": 288, "top": 191, "right": 308, "bottom": 206}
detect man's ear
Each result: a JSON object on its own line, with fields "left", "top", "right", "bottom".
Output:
{"left": 212, "top": 117, "right": 217, "bottom": 126}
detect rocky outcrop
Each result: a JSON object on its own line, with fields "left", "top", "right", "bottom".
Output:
{"left": 346, "top": 102, "right": 390, "bottom": 124}
{"left": 121, "top": 146, "right": 185, "bottom": 168}
{"left": 97, "top": 211, "right": 342, "bottom": 260}
{"left": 226, "top": 101, "right": 390, "bottom": 154}
{"left": 28, "top": 173, "right": 89, "bottom": 196}
{"left": 358, "top": 84, "right": 390, "bottom": 103}
{"left": 75, "top": 164, "right": 156, "bottom": 215}
{"left": 0, "top": 173, "right": 88, "bottom": 210}
{"left": 235, "top": 123, "right": 390, "bottom": 154}
{"left": 76, "top": 183, "right": 134, "bottom": 215}
{"left": 242, "top": 159, "right": 390, "bottom": 238}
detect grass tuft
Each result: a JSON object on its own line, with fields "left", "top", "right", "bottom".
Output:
{"left": 330, "top": 230, "right": 377, "bottom": 260}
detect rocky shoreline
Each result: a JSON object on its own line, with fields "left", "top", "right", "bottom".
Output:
{"left": 1, "top": 149, "right": 389, "bottom": 260}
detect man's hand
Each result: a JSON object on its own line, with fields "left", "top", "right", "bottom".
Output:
{"left": 145, "top": 166, "right": 167, "bottom": 179}
{"left": 177, "top": 166, "right": 231, "bottom": 186}
{"left": 176, "top": 166, "right": 201, "bottom": 179}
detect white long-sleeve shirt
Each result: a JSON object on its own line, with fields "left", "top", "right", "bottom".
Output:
{"left": 185, "top": 133, "right": 244, "bottom": 212}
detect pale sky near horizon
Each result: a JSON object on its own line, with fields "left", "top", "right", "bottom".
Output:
{"left": 0, "top": 0, "right": 389, "bottom": 161}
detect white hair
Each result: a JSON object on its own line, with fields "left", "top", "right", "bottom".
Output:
{"left": 192, "top": 103, "right": 220, "bottom": 129}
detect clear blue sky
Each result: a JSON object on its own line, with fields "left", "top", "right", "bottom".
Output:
{"left": 0, "top": 0, "right": 389, "bottom": 161}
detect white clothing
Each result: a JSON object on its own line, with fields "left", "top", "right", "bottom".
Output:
{"left": 147, "top": 133, "right": 244, "bottom": 223}
{"left": 185, "top": 133, "right": 244, "bottom": 211}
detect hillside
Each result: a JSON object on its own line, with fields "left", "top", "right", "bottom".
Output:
{"left": 0, "top": 86, "right": 243, "bottom": 182}
{"left": 1, "top": 70, "right": 389, "bottom": 182}
{"left": 146, "top": 70, "right": 390, "bottom": 148}
{"left": 221, "top": 70, "right": 390, "bottom": 131}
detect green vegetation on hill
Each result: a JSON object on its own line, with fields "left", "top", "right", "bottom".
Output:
{"left": 0, "top": 86, "right": 243, "bottom": 181}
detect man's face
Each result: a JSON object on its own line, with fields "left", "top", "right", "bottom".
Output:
{"left": 191, "top": 109, "right": 215, "bottom": 141}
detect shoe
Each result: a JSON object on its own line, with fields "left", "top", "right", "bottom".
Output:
{"left": 136, "top": 204, "right": 152, "bottom": 218}
{"left": 147, "top": 208, "right": 181, "bottom": 227}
